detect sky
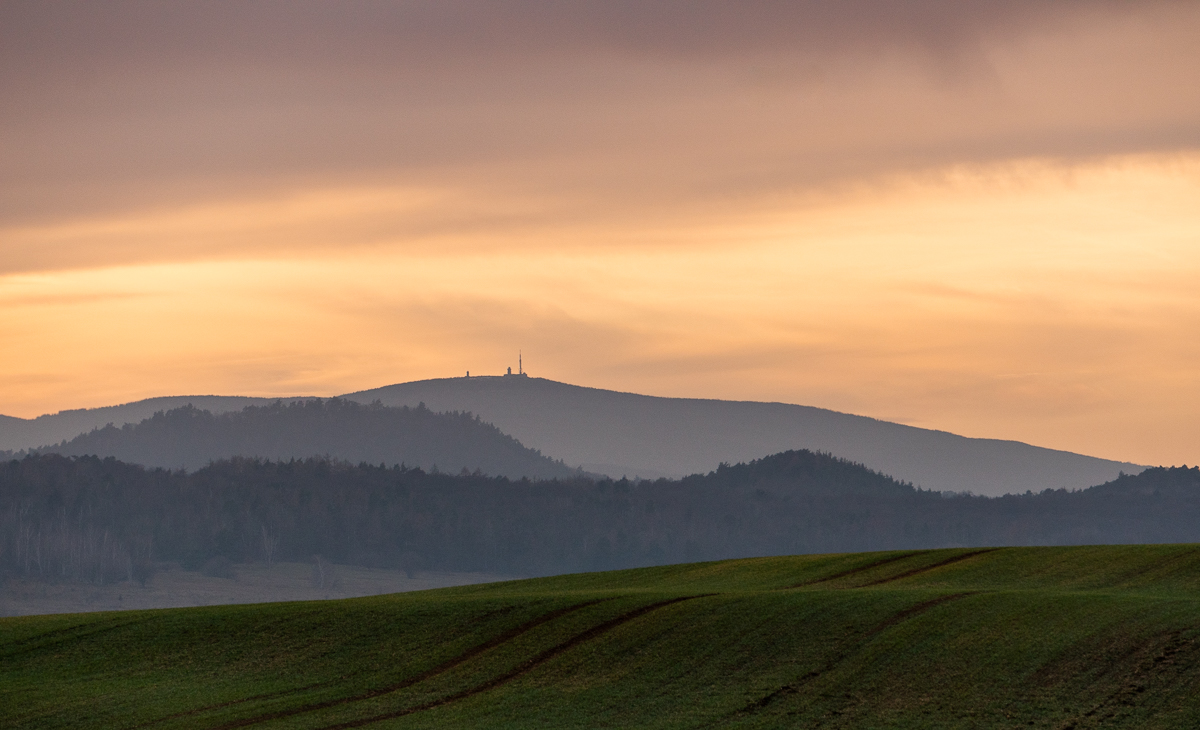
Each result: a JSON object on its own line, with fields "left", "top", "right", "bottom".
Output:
{"left": 2, "top": 1, "right": 1199, "bottom": 467}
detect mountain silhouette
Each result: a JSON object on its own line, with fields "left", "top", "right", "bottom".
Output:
{"left": 35, "top": 398, "right": 577, "bottom": 479}
{"left": 341, "top": 376, "right": 1143, "bottom": 496}
{"left": 2, "top": 376, "right": 1143, "bottom": 495}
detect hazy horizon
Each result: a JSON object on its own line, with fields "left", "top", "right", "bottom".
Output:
{"left": 3, "top": 1, "right": 1198, "bottom": 467}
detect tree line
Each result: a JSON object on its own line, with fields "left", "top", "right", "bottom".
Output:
{"left": 1, "top": 450, "right": 1197, "bottom": 584}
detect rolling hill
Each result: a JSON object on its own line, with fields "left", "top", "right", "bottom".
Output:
{"left": 32, "top": 399, "right": 577, "bottom": 478}
{"left": 1, "top": 376, "right": 1144, "bottom": 495}
{"left": 4, "top": 545, "right": 1200, "bottom": 728}
{"left": 343, "top": 376, "right": 1144, "bottom": 495}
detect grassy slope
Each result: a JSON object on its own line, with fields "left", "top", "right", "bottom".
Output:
{"left": 5, "top": 545, "right": 1200, "bottom": 729}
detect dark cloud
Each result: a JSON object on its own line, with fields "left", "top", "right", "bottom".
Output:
{"left": 0, "top": 0, "right": 1151, "bottom": 74}
{"left": 0, "top": 0, "right": 1196, "bottom": 235}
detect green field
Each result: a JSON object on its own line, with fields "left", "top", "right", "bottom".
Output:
{"left": 5, "top": 545, "right": 1200, "bottom": 728}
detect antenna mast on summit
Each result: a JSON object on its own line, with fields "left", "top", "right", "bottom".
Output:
{"left": 519, "top": 350, "right": 522, "bottom": 375}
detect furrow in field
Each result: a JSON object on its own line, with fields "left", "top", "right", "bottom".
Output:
{"left": 132, "top": 676, "right": 343, "bottom": 729}
{"left": 317, "top": 594, "right": 713, "bottom": 730}
{"left": 0, "top": 615, "right": 145, "bottom": 660}
{"left": 785, "top": 552, "right": 920, "bottom": 589}
{"left": 857, "top": 549, "right": 1000, "bottom": 587}
{"left": 1107, "top": 549, "right": 1196, "bottom": 590}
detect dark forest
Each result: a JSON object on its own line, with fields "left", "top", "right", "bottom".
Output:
{"left": 2, "top": 450, "right": 1197, "bottom": 584}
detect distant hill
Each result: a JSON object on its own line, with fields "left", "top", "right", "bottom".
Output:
{"left": 1, "top": 375, "right": 1145, "bottom": 494}
{"left": 0, "top": 395, "right": 307, "bottom": 452}
{"left": 2, "top": 450, "right": 1194, "bottom": 582}
{"left": 1086, "top": 464, "right": 1200, "bottom": 497}
{"left": 33, "top": 399, "right": 578, "bottom": 479}
{"left": 342, "top": 375, "right": 1144, "bottom": 495}
{"left": 688, "top": 448, "right": 918, "bottom": 497}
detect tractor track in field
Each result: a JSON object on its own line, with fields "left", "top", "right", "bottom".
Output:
{"left": 785, "top": 552, "right": 920, "bottom": 589}
{"left": 315, "top": 594, "right": 714, "bottom": 730}
{"left": 857, "top": 548, "right": 1000, "bottom": 587}
{"left": 1108, "top": 548, "right": 1197, "bottom": 589}
{"left": 0, "top": 614, "right": 146, "bottom": 660}
{"left": 730, "top": 592, "right": 975, "bottom": 722}
{"left": 141, "top": 598, "right": 611, "bottom": 730}
{"left": 132, "top": 675, "right": 345, "bottom": 729}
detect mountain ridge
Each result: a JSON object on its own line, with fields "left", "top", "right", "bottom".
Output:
{"left": 341, "top": 375, "right": 1144, "bottom": 495}
{"left": 1, "top": 375, "right": 1144, "bottom": 495}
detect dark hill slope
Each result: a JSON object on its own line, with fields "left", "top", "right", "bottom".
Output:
{"left": 687, "top": 448, "right": 917, "bottom": 496}
{"left": 6, "top": 545, "right": 1200, "bottom": 728}
{"left": 1087, "top": 464, "right": 1200, "bottom": 497}
{"left": 35, "top": 399, "right": 576, "bottom": 478}
{"left": 343, "top": 375, "right": 1143, "bottom": 495}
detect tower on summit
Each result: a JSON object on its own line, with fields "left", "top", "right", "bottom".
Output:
{"left": 505, "top": 351, "right": 528, "bottom": 377}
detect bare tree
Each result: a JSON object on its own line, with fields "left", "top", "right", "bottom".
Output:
{"left": 261, "top": 525, "right": 278, "bottom": 567}
{"left": 310, "top": 555, "right": 340, "bottom": 591}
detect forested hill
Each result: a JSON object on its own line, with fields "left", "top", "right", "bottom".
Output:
{"left": 1085, "top": 465, "right": 1200, "bottom": 497}
{"left": 2, "top": 450, "right": 1196, "bottom": 584}
{"left": 685, "top": 449, "right": 916, "bottom": 496}
{"left": 31, "top": 399, "right": 577, "bottom": 479}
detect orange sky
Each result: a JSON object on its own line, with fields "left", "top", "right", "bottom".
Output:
{"left": 2, "top": 1, "right": 1199, "bottom": 466}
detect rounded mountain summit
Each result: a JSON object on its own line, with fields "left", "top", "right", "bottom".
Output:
{"left": 341, "top": 376, "right": 1140, "bottom": 496}
{"left": 0, "top": 376, "right": 1141, "bottom": 496}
